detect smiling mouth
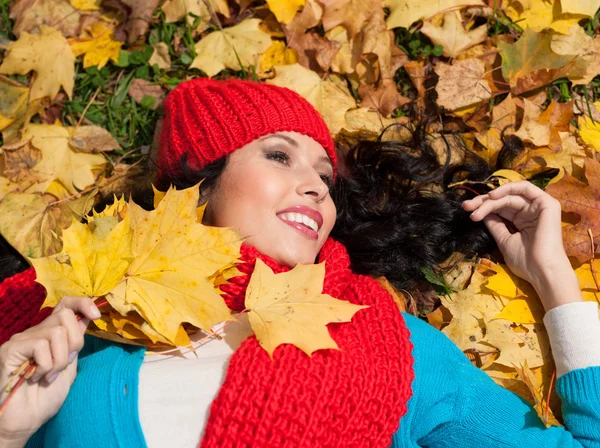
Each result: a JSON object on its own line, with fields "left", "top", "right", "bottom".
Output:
{"left": 277, "top": 213, "right": 319, "bottom": 240}
{"left": 277, "top": 212, "right": 319, "bottom": 232}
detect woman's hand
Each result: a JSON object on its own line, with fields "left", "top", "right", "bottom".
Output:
{"left": 0, "top": 296, "right": 100, "bottom": 445}
{"left": 462, "top": 180, "right": 582, "bottom": 310}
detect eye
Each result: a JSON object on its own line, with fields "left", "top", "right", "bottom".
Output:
{"left": 266, "top": 150, "right": 290, "bottom": 165}
{"left": 320, "top": 174, "right": 333, "bottom": 188}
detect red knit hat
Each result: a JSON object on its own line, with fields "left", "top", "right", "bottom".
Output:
{"left": 155, "top": 77, "right": 336, "bottom": 185}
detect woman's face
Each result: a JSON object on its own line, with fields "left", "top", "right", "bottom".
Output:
{"left": 203, "top": 131, "right": 336, "bottom": 267}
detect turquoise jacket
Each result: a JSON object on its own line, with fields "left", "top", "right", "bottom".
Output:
{"left": 26, "top": 313, "right": 600, "bottom": 447}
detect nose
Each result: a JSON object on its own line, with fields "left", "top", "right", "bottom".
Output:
{"left": 296, "top": 168, "right": 329, "bottom": 203}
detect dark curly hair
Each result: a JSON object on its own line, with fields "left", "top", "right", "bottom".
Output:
{"left": 1, "top": 124, "right": 523, "bottom": 311}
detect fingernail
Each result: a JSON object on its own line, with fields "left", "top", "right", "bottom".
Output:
{"left": 47, "top": 372, "right": 59, "bottom": 384}
{"left": 68, "top": 351, "right": 77, "bottom": 364}
{"left": 90, "top": 306, "right": 101, "bottom": 319}
{"left": 470, "top": 212, "right": 476, "bottom": 219}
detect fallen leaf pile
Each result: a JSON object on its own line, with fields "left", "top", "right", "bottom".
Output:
{"left": 1, "top": 0, "right": 600, "bottom": 425}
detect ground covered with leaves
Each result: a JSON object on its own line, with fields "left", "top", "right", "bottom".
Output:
{"left": 0, "top": 0, "right": 599, "bottom": 428}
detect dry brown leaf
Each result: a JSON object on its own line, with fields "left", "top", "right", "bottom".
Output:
{"left": 552, "top": 25, "right": 600, "bottom": 86}
{"left": 9, "top": 0, "right": 102, "bottom": 38}
{"left": 69, "top": 126, "right": 121, "bottom": 153}
{"left": 149, "top": 42, "right": 172, "bottom": 70}
{"left": 120, "top": 0, "right": 161, "bottom": 44}
{"left": 421, "top": 10, "right": 488, "bottom": 58}
{"left": 545, "top": 158, "right": 600, "bottom": 263}
{"left": 435, "top": 58, "right": 492, "bottom": 111}
{"left": 320, "top": 0, "right": 381, "bottom": 38}
{"left": 513, "top": 99, "right": 550, "bottom": 146}
{"left": 0, "top": 139, "right": 43, "bottom": 184}
{"left": 127, "top": 79, "right": 164, "bottom": 110}
{"left": 474, "top": 93, "right": 518, "bottom": 154}
{"left": 358, "top": 78, "right": 410, "bottom": 116}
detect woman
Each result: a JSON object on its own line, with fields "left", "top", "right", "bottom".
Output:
{"left": 0, "top": 77, "right": 598, "bottom": 447}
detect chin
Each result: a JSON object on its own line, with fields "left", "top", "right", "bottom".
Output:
{"left": 279, "top": 245, "right": 321, "bottom": 267}
{"left": 248, "top": 235, "right": 321, "bottom": 267}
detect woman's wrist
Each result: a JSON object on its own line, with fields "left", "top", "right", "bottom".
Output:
{"left": 531, "top": 261, "right": 584, "bottom": 312}
{"left": 0, "top": 433, "right": 29, "bottom": 448}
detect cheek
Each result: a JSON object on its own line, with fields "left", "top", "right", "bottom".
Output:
{"left": 209, "top": 164, "right": 287, "bottom": 230}
{"left": 322, "top": 197, "right": 337, "bottom": 235}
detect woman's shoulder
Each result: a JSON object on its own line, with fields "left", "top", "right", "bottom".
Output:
{"left": 0, "top": 267, "right": 51, "bottom": 345}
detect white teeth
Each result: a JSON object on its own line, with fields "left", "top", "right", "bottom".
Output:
{"left": 279, "top": 212, "right": 319, "bottom": 232}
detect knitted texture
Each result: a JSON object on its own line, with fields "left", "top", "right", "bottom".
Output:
{"left": 156, "top": 77, "right": 337, "bottom": 186}
{"left": 203, "top": 238, "right": 415, "bottom": 447}
{"left": 0, "top": 268, "right": 51, "bottom": 345}
{"left": 0, "top": 240, "right": 415, "bottom": 447}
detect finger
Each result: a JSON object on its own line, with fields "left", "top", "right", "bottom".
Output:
{"left": 21, "top": 339, "right": 53, "bottom": 383}
{"left": 49, "top": 308, "right": 86, "bottom": 355}
{"left": 488, "top": 180, "right": 544, "bottom": 202}
{"left": 41, "top": 326, "right": 70, "bottom": 384}
{"left": 470, "top": 194, "right": 529, "bottom": 222}
{"left": 483, "top": 214, "right": 511, "bottom": 244}
{"left": 51, "top": 296, "right": 101, "bottom": 324}
{"left": 462, "top": 194, "right": 489, "bottom": 211}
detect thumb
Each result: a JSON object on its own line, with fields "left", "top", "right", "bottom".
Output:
{"left": 482, "top": 213, "right": 511, "bottom": 245}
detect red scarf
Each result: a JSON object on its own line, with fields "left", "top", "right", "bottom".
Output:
{"left": 204, "top": 238, "right": 414, "bottom": 447}
{"left": 0, "top": 238, "right": 414, "bottom": 447}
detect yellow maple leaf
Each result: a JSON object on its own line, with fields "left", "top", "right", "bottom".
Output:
{"left": 494, "top": 259, "right": 600, "bottom": 324}
{"left": 266, "top": 63, "right": 356, "bottom": 134}
{"left": 382, "top": 0, "right": 485, "bottom": 30}
{"left": 191, "top": 18, "right": 272, "bottom": 77}
{"left": 258, "top": 41, "right": 298, "bottom": 76}
{"left": 0, "top": 77, "right": 29, "bottom": 132}
{"left": 503, "top": 0, "right": 581, "bottom": 34}
{"left": 31, "top": 214, "right": 134, "bottom": 308}
{"left": 266, "top": 0, "right": 305, "bottom": 23}
{"left": 21, "top": 122, "right": 108, "bottom": 194}
{"left": 514, "top": 361, "right": 562, "bottom": 427}
{"left": 0, "top": 189, "right": 97, "bottom": 259}
{"left": 106, "top": 186, "right": 242, "bottom": 344}
{"left": 69, "top": 0, "right": 101, "bottom": 10}
{"left": 482, "top": 320, "right": 549, "bottom": 368}
{"left": 161, "top": 0, "right": 230, "bottom": 32}
{"left": 440, "top": 269, "right": 503, "bottom": 352}
{"left": 70, "top": 22, "right": 123, "bottom": 69}
{"left": 578, "top": 113, "right": 600, "bottom": 153}
{"left": 560, "top": 0, "right": 600, "bottom": 17}
{"left": 0, "top": 25, "right": 75, "bottom": 101}
{"left": 245, "top": 259, "right": 367, "bottom": 358}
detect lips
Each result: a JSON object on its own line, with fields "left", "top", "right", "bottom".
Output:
{"left": 276, "top": 206, "right": 324, "bottom": 229}
{"left": 276, "top": 206, "right": 324, "bottom": 240}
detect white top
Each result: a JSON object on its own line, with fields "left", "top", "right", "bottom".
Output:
{"left": 138, "top": 315, "right": 254, "bottom": 448}
{"left": 137, "top": 302, "right": 600, "bottom": 448}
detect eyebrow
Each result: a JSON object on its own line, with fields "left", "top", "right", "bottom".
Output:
{"left": 258, "top": 134, "right": 334, "bottom": 170}
{"left": 258, "top": 134, "right": 299, "bottom": 147}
